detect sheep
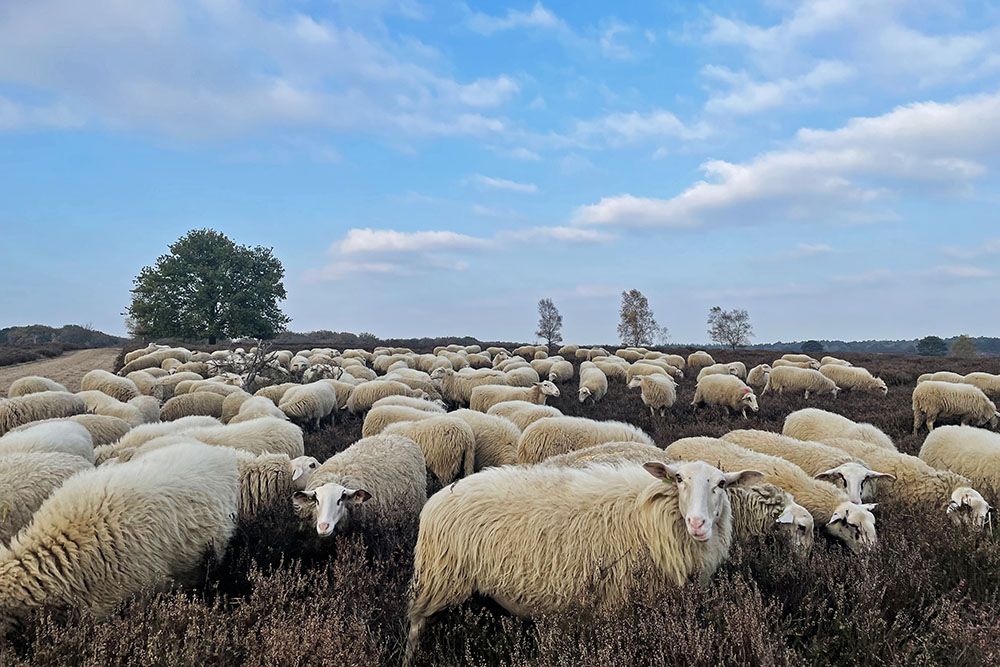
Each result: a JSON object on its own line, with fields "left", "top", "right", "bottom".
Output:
{"left": 746, "top": 364, "right": 771, "bottom": 389}
{"left": 469, "top": 381, "right": 560, "bottom": 413}
{"left": 578, "top": 362, "right": 608, "bottom": 403}
{"left": 781, "top": 354, "right": 820, "bottom": 365}
{"left": 293, "top": 434, "right": 427, "bottom": 538}
{"left": 123, "top": 343, "right": 161, "bottom": 365}
{"left": 628, "top": 374, "right": 676, "bottom": 418}
{"left": 692, "top": 375, "right": 758, "bottom": 419}
{"left": 371, "top": 395, "right": 446, "bottom": 413}
{"left": 658, "top": 353, "right": 687, "bottom": 369}
{"left": 919, "top": 426, "right": 1000, "bottom": 504}
{"left": 431, "top": 368, "right": 506, "bottom": 406}
{"left": 0, "top": 420, "right": 95, "bottom": 463}
{"left": 229, "top": 396, "right": 288, "bottom": 425}
{"left": 821, "top": 356, "right": 851, "bottom": 367}
{"left": 151, "top": 372, "right": 204, "bottom": 401}
{"left": 389, "top": 375, "right": 445, "bottom": 400}
{"left": 9, "top": 414, "right": 131, "bottom": 447}
{"left": 782, "top": 408, "right": 895, "bottom": 450}
{"left": 817, "top": 435, "right": 993, "bottom": 528}
{"left": 450, "top": 409, "right": 520, "bottom": 470}
{"left": 486, "top": 400, "right": 562, "bottom": 431}
{"left": 961, "top": 372, "right": 1000, "bottom": 399}
{"left": 79, "top": 369, "right": 139, "bottom": 402}
{"left": 664, "top": 437, "right": 877, "bottom": 552}
{"left": 546, "top": 359, "right": 575, "bottom": 384}
{"left": 0, "top": 442, "right": 239, "bottom": 634}
{"left": 0, "top": 452, "right": 93, "bottom": 544}
{"left": 819, "top": 365, "right": 887, "bottom": 396}
{"left": 232, "top": 450, "right": 320, "bottom": 516}
{"left": 347, "top": 380, "right": 426, "bottom": 414}
{"left": 94, "top": 416, "right": 223, "bottom": 464}
{"left": 117, "top": 347, "right": 192, "bottom": 374}
{"left": 0, "top": 391, "right": 86, "bottom": 435}
{"left": 192, "top": 383, "right": 244, "bottom": 398}
{"left": 7, "top": 376, "right": 68, "bottom": 398}
{"left": 722, "top": 430, "right": 893, "bottom": 504}
{"left": 696, "top": 363, "right": 738, "bottom": 382}
{"left": 557, "top": 344, "right": 579, "bottom": 355}
{"left": 516, "top": 416, "right": 654, "bottom": 465}
{"left": 321, "top": 379, "right": 358, "bottom": 410}
{"left": 362, "top": 405, "right": 436, "bottom": 437}
{"left": 119, "top": 417, "right": 304, "bottom": 463}
{"left": 615, "top": 349, "right": 644, "bottom": 363}
{"left": 912, "top": 381, "right": 999, "bottom": 434}
{"left": 160, "top": 392, "right": 226, "bottom": 421}
{"left": 383, "top": 417, "right": 476, "bottom": 487}
{"left": 76, "top": 390, "right": 149, "bottom": 427}
{"left": 592, "top": 359, "right": 628, "bottom": 383}
{"left": 917, "top": 371, "right": 964, "bottom": 384}
{"left": 220, "top": 390, "right": 253, "bottom": 423}
{"left": 626, "top": 362, "right": 670, "bottom": 384}
{"left": 254, "top": 382, "right": 301, "bottom": 406}
{"left": 763, "top": 366, "right": 839, "bottom": 399}
{"left": 687, "top": 351, "right": 715, "bottom": 372}
{"left": 279, "top": 382, "right": 338, "bottom": 429}
{"left": 405, "top": 459, "right": 762, "bottom": 662}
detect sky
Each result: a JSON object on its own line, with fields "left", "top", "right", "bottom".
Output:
{"left": 1, "top": 1, "right": 1000, "bottom": 344}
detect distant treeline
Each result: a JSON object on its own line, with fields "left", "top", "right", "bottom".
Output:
{"left": 745, "top": 337, "right": 1000, "bottom": 355}
{"left": 0, "top": 324, "right": 125, "bottom": 349}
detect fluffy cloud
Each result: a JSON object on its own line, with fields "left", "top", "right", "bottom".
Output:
{"left": 337, "top": 228, "right": 492, "bottom": 254}
{"left": 466, "top": 3, "right": 566, "bottom": 35}
{"left": 703, "top": 61, "right": 854, "bottom": 115}
{"left": 468, "top": 174, "right": 539, "bottom": 193}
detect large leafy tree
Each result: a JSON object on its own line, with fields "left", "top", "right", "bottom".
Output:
{"left": 916, "top": 335, "right": 948, "bottom": 357}
{"left": 127, "top": 229, "right": 289, "bottom": 343}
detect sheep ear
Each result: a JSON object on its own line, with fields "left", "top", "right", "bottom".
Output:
{"left": 723, "top": 469, "right": 763, "bottom": 488}
{"left": 776, "top": 505, "right": 796, "bottom": 524}
{"left": 861, "top": 503, "right": 878, "bottom": 511}
{"left": 867, "top": 470, "right": 896, "bottom": 482}
{"left": 291, "top": 467, "right": 304, "bottom": 481}
{"left": 814, "top": 469, "right": 843, "bottom": 483}
{"left": 642, "top": 461, "right": 675, "bottom": 481}
{"left": 292, "top": 490, "right": 315, "bottom": 510}
{"left": 346, "top": 488, "right": 371, "bottom": 504}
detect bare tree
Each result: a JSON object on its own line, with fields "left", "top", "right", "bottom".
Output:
{"left": 535, "top": 298, "right": 563, "bottom": 349}
{"left": 617, "top": 289, "right": 665, "bottom": 347}
{"left": 707, "top": 306, "right": 753, "bottom": 350}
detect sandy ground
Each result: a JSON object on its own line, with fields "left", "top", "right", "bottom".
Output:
{"left": 0, "top": 347, "right": 119, "bottom": 396}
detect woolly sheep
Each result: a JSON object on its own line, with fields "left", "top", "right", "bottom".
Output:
{"left": 530, "top": 358, "right": 556, "bottom": 378}
{"left": 633, "top": 358, "right": 683, "bottom": 381}
{"left": 722, "top": 430, "right": 892, "bottom": 504}
{"left": 347, "top": 380, "right": 425, "bottom": 414}
{"left": 450, "top": 409, "right": 520, "bottom": 470}
{"left": 578, "top": 363, "right": 608, "bottom": 403}
{"left": 469, "top": 381, "right": 560, "bottom": 413}
{"left": 192, "top": 383, "right": 243, "bottom": 398}
{"left": 696, "top": 363, "right": 738, "bottom": 381}
{"left": 120, "top": 417, "right": 304, "bottom": 463}
{"left": 557, "top": 344, "right": 579, "bottom": 355}
{"left": 7, "top": 376, "right": 68, "bottom": 398}
{"left": 546, "top": 359, "right": 575, "bottom": 384}
{"left": 614, "top": 349, "right": 644, "bottom": 363}
{"left": 320, "top": 379, "right": 358, "bottom": 410}
{"left": 229, "top": 396, "right": 288, "bottom": 425}
{"left": 293, "top": 434, "right": 427, "bottom": 538}
{"left": 502, "top": 367, "right": 541, "bottom": 388}
{"left": 591, "top": 359, "right": 627, "bottom": 383}
{"left": 912, "top": 381, "right": 999, "bottom": 434}
{"left": 0, "top": 420, "right": 93, "bottom": 466}
{"left": 161, "top": 392, "right": 225, "bottom": 421}
{"left": 254, "top": 382, "right": 301, "bottom": 406}
{"left": 486, "top": 400, "right": 562, "bottom": 431}
{"left": 123, "top": 343, "right": 160, "bottom": 365}
{"left": 628, "top": 374, "right": 677, "bottom": 418}
{"left": 371, "top": 395, "right": 446, "bottom": 413}
{"left": 782, "top": 408, "right": 895, "bottom": 450}
{"left": 125, "top": 371, "right": 158, "bottom": 396}
{"left": 94, "top": 416, "right": 222, "bottom": 464}
{"left": 152, "top": 372, "right": 204, "bottom": 401}
{"left": 692, "top": 375, "right": 759, "bottom": 419}
{"left": 659, "top": 354, "right": 686, "bottom": 369}
{"left": 746, "top": 364, "right": 771, "bottom": 389}
{"left": 384, "top": 417, "right": 475, "bottom": 487}
{"left": 220, "top": 390, "right": 253, "bottom": 423}
{"left": 117, "top": 347, "right": 192, "bottom": 375}
{"left": 819, "top": 365, "right": 887, "bottom": 396}
{"left": 0, "top": 452, "right": 93, "bottom": 544}
{"left": 230, "top": 450, "right": 320, "bottom": 516}
{"left": 626, "top": 362, "right": 670, "bottom": 384}
{"left": 962, "top": 372, "right": 1000, "bottom": 399}
{"left": 781, "top": 354, "right": 820, "bottom": 366}
{"left": 687, "top": 351, "right": 715, "bottom": 372}
{"left": 763, "top": 366, "right": 839, "bottom": 399}
{"left": 279, "top": 382, "right": 338, "bottom": 429}
{"left": 821, "top": 356, "right": 851, "bottom": 367}
{"left": 665, "top": 437, "right": 877, "bottom": 552}
{"left": 405, "top": 459, "right": 761, "bottom": 662}
{"left": 0, "top": 391, "right": 86, "bottom": 435}
{"left": 362, "top": 405, "right": 436, "bottom": 437}
{"left": 772, "top": 359, "right": 819, "bottom": 370}
{"left": 76, "top": 390, "right": 150, "bottom": 427}
{"left": 819, "top": 435, "right": 992, "bottom": 528}
{"left": 431, "top": 368, "right": 506, "bottom": 406}
{"left": 919, "top": 426, "right": 1000, "bottom": 505}
{"left": 516, "top": 416, "right": 653, "bottom": 465}
{"left": 10, "top": 414, "right": 131, "bottom": 447}
{"left": 917, "top": 371, "right": 964, "bottom": 384}
{"left": 0, "top": 442, "right": 239, "bottom": 634}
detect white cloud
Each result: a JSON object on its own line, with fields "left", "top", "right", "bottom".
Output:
{"left": 703, "top": 61, "right": 854, "bottom": 115}
{"left": 507, "top": 146, "right": 542, "bottom": 161}
{"left": 0, "top": 95, "right": 84, "bottom": 131}
{"left": 926, "top": 265, "right": 997, "bottom": 280}
{"left": 572, "top": 109, "right": 711, "bottom": 147}
{"left": 466, "top": 3, "right": 567, "bottom": 35}
{"left": 502, "top": 226, "right": 613, "bottom": 243}
{"left": 468, "top": 174, "right": 539, "bottom": 193}
{"left": 942, "top": 239, "right": 1000, "bottom": 259}
{"left": 574, "top": 91, "right": 1000, "bottom": 229}
{"left": 338, "top": 228, "right": 492, "bottom": 254}
{"left": 599, "top": 22, "right": 635, "bottom": 60}
{"left": 785, "top": 243, "right": 833, "bottom": 258}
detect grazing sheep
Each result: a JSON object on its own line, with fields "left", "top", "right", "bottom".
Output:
{"left": 665, "top": 437, "right": 877, "bottom": 552}
{"left": 917, "top": 371, "right": 964, "bottom": 384}
{"left": 697, "top": 363, "right": 739, "bottom": 381}
{"left": 405, "top": 459, "right": 762, "bottom": 662}
{"left": 431, "top": 368, "right": 506, "bottom": 406}
{"left": 782, "top": 408, "right": 895, "bottom": 450}
{"left": 95, "top": 416, "right": 222, "bottom": 464}
{"left": 722, "top": 430, "right": 892, "bottom": 504}
{"left": 912, "top": 381, "right": 999, "bottom": 433}
{"left": 293, "top": 434, "right": 427, "bottom": 538}
{"left": 77, "top": 390, "right": 149, "bottom": 427}
{"left": 469, "top": 381, "right": 560, "bottom": 413}
{"left": 638, "top": 359, "right": 684, "bottom": 381}
{"left": 962, "top": 372, "right": 1000, "bottom": 399}
{"left": 592, "top": 359, "right": 628, "bottom": 383}
{"left": 383, "top": 417, "right": 475, "bottom": 487}
{"left": 546, "top": 359, "right": 575, "bottom": 384}
{"left": 503, "top": 367, "right": 542, "bottom": 388}
{"left": 516, "top": 416, "right": 654, "bottom": 465}
{"left": 229, "top": 396, "right": 288, "bottom": 425}
{"left": 530, "top": 358, "right": 556, "bottom": 379}
{"left": 486, "top": 401, "right": 562, "bottom": 431}
{"left": 320, "top": 379, "right": 358, "bottom": 411}
{"left": 9, "top": 414, "right": 131, "bottom": 447}
{"left": 161, "top": 392, "right": 226, "bottom": 421}
{"left": 371, "top": 395, "right": 446, "bottom": 413}
{"left": 362, "top": 406, "right": 436, "bottom": 437}
{"left": 167, "top": 417, "right": 304, "bottom": 458}
{"left": 220, "top": 390, "right": 253, "bottom": 424}
{"left": 118, "top": 347, "right": 192, "bottom": 375}
{"left": 0, "top": 442, "right": 239, "bottom": 634}
{"left": 450, "top": 409, "right": 520, "bottom": 470}
{"left": 821, "top": 356, "right": 851, "bottom": 367}
{"left": 819, "top": 365, "right": 887, "bottom": 396}
{"left": 254, "top": 383, "right": 301, "bottom": 406}
{"left": 692, "top": 375, "right": 759, "bottom": 419}
{"left": 81, "top": 370, "right": 141, "bottom": 403}
{"left": 130, "top": 396, "right": 161, "bottom": 424}
{"left": 0, "top": 391, "right": 86, "bottom": 435}
{"left": 919, "top": 426, "right": 1000, "bottom": 504}
{"left": 626, "top": 362, "right": 670, "bottom": 384}
{"left": 233, "top": 450, "right": 320, "bottom": 516}
{"left": 628, "top": 374, "right": 677, "bottom": 418}
{"left": 151, "top": 372, "right": 204, "bottom": 401}
{"left": 687, "top": 351, "right": 715, "bottom": 372}
{"left": 773, "top": 359, "right": 821, "bottom": 370}
{"left": 614, "top": 349, "right": 644, "bottom": 363}
{"left": 7, "top": 376, "right": 68, "bottom": 398}
{"left": 578, "top": 363, "right": 609, "bottom": 403}
{"left": 763, "top": 366, "right": 839, "bottom": 399}
{"left": 0, "top": 452, "right": 93, "bottom": 544}
{"left": 279, "top": 382, "right": 338, "bottom": 429}
{"left": 192, "top": 383, "right": 244, "bottom": 398}
{"left": 0, "top": 420, "right": 94, "bottom": 463}
{"left": 746, "top": 364, "right": 771, "bottom": 389}
{"left": 347, "top": 380, "right": 426, "bottom": 414}
{"left": 781, "top": 354, "right": 820, "bottom": 366}
{"left": 557, "top": 344, "right": 579, "bottom": 356}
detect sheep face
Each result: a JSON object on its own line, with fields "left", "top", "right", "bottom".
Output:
{"left": 644, "top": 461, "right": 762, "bottom": 543}
{"left": 536, "top": 381, "right": 560, "bottom": 398}
{"left": 627, "top": 376, "right": 643, "bottom": 390}
{"left": 740, "top": 389, "right": 759, "bottom": 412}
{"left": 293, "top": 482, "right": 371, "bottom": 537}
{"left": 815, "top": 463, "right": 895, "bottom": 504}
{"left": 289, "top": 456, "right": 321, "bottom": 491}
{"left": 825, "top": 502, "right": 877, "bottom": 553}
{"left": 776, "top": 500, "right": 814, "bottom": 551}
{"left": 578, "top": 387, "right": 592, "bottom": 403}
{"left": 875, "top": 378, "right": 888, "bottom": 395}
{"left": 947, "top": 487, "right": 992, "bottom": 530}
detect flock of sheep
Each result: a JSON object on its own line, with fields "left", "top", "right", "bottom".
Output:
{"left": 2, "top": 341, "right": 1000, "bottom": 663}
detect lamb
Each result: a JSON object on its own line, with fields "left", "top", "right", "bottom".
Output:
{"left": 664, "top": 436, "right": 877, "bottom": 552}
{"left": 383, "top": 417, "right": 476, "bottom": 487}
{"left": 94, "top": 416, "right": 222, "bottom": 464}
{"left": 405, "top": 459, "right": 762, "bottom": 662}
{"left": 0, "top": 391, "right": 86, "bottom": 435}
{"left": 0, "top": 452, "right": 93, "bottom": 544}
{"left": 9, "top": 414, "right": 131, "bottom": 447}
{"left": 692, "top": 375, "right": 759, "bottom": 419}
{"left": 449, "top": 409, "right": 520, "bottom": 470}
{"left": 469, "top": 381, "right": 560, "bottom": 413}
{"left": 161, "top": 392, "right": 226, "bottom": 421}
{"left": 911, "top": 381, "right": 999, "bottom": 433}
{"left": 0, "top": 442, "right": 239, "bottom": 634}
{"left": 628, "top": 374, "right": 677, "bottom": 417}
{"left": 919, "top": 426, "right": 1000, "bottom": 504}
{"left": 962, "top": 372, "right": 1000, "bottom": 399}
{"left": 763, "top": 366, "right": 839, "bottom": 399}
{"left": 6, "top": 376, "right": 67, "bottom": 398}
{"left": 346, "top": 380, "right": 426, "bottom": 414}
{"left": 371, "top": 395, "right": 446, "bottom": 413}
{"left": 782, "top": 408, "right": 895, "bottom": 450}
{"left": 746, "top": 364, "right": 771, "bottom": 389}
{"left": 279, "top": 382, "right": 338, "bottom": 429}
{"left": 0, "top": 420, "right": 94, "bottom": 463}
{"left": 486, "top": 400, "right": 562, "bottom": 431}
{"left": 721, "top": 430, "right": 893, "bottom": 504}
{"left": 819, "top": 365, "right": 887, "bottom": 396}
{"left": 293, "top": 434, "right": 427, "bottom": 538}
{"left": 818, "top": 435, "right": 992, "bottom": 528}
{"left": 362, "top": 405, "right": 436, "bottom": 437}
{"left": 516, "top": 416, "right": 654, "bottom": 464}
{"left": 578, "top": 362, "right": 608, "bottom": 403}
{"left": 80, "top": 369, "right": 140, "bottom": 402}
{"left": 696, "top": 363, "right": 739, "bottom": 381}
{"left": 228, "top": 396, "right": 288, "bottom": 425}
{"left": 546, "top": 359, "right": 575, "bottom": 384}
{"left": 686, "top": 351, "right": 715, "bottom": 372}
{"left": 821, "top": 356, "right": 851, "bottom": 367}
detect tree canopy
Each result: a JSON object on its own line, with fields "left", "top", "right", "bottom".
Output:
{"left": 917, "top": 335, "right": 948, "bottom": 357}
{"left": 617, "top": 289, "right": 665, "bottom": 347}
{"left": 535, "top": 298, "right": 563, "bottom": 348}
{"left": 707, "top": 306, "right": 753, "bottom": 349}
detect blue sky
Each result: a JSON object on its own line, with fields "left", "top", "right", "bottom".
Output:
{"left": 2, "top": 1, "right": 1000, "bottom": 344}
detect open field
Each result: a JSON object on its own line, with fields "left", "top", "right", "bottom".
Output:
{"left": 0, "top": 348, "right": 118, "bottom": 396}
{"left": 2, "top": 347, "right": 1000, "bottom": 666}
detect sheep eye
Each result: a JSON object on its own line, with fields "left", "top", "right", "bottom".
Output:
{"left": 675, "top": 474, "right": 684, "bottom": 484}
{"left": 717, "top": 480, "right": 726, "bottom": 489}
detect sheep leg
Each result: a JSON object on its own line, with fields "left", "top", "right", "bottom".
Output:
{"left": 927, "top": 419, "right": 935, "bottom": 431}
{"left": 804, "top": 390, "right": 811, "bottom": 400}
{"left": 649, "top": 406, "right": 656, "bottom": 419}
{"left": 913, "top": 410, "right": 923, "bottom": 435}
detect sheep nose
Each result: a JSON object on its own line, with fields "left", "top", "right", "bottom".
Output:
{"left": 318, "top": 522, "right": 331, "bottom": 533}
{"left": 687, "top": 517, "right": 705, "bottom": 530}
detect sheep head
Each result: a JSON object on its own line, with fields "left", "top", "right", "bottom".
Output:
{"left": 776, "top": 498, "right": 814, "bottom": 552}
{"left": 825, "top": 502, "right": 878, "bottom": 553}
{"left": 815, "top": 463, "right": 895, "bottom": 504}
{"left": 948, "top": 487, "right": 992, "bottom": 530}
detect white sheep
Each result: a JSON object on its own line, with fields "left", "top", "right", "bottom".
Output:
{"left": 578, "top": 362, "right": 608, "bottom": 403}
{"left": 911, "top": 381, "right": 999, "bottom": 433}
{"left": 0, "top": 421, "right": 94, "bottom": 463}
{"left": 917, "top": 371, "right": 964, "bottom": 384}
{"left": 469, "top": 381, "right": 560, "bottom": 413}
{"left": 94, "top": 416, "right": 222, "bottom": 464}
{"left": 763, "top": 366, "right": 839, "bottom": 399}
{"left": 686, "top": 351, "right": 715, "bottom": 372}
{"left": 125, "top": 417, "right": 305, "bottom": 461}
{"left": 692, "top": 375, "right": 758, "bottom": 419}
{"left": 821, "top": 356, "right": 851, "bottom": 367}
{"left": 0, "top": 391, "right": 86, "bottom": 435}
{"left": 254, "top": 382, "right": 301, "bottom": 406}
{"left": 780, "top": 354, "right": 820, "bottom": 367}
{"left": 6, "top": 376, "right": 68, "bottom": 398}
{"left": 746, "top": 364, "right": 771, "bottom": 389}
{"left": 961, "top": 372, "right": 1000, "bottom": 399}
{"left": 628, "top": 374, "right": 676, "bottom": 417}
{"left": 362, "top": 405, "right": 436, "bottom": 437}
{"left": 81, "top": 369, "right": 141, "bottom": 403}
{"left": 0, "top": 452, "right": 93, "bottom": 544}
{"left": 371, "top": 395, "right": 446, "bottom": 413}
{"left": 516, "top": 416, "right": 654, "bottom": 464}
{"left": 161, "top": 392, "right": 225, "bottom": 421}
{"left": 279, "top": 382, "right": 338, "bottom": 429}
{"left": 782, "top": 408, "right": 895, "bottom": 450}
{"left": 77, "top": 390, "right": 152, "bottom": 427}
{"left": 696, "top": 363, "right": 739, "bottom": 381}
{"left": 919, "top": 426, "right": 1000, "bottom": 504}
{"left": 384, "top": 417, "right": 476, "bottom": 487}
{"left": 347, "top": 380, "right": 426, "bottom": 414}
{"left": 220, "top": 390, "right": 253, "bottom": 423}
{"left": 450, "top": 409, "right": 520, "bottom": 470}
{"left": 486, "top": 400, "right": 562, "bottom": 431}
{"left": 9, "top": 414, "right": 131, "bottom": 447}
{"left": 229, "top": 396, "right": 288, "bottom": 424}
{"left": 546, "top": 359, "right": 575, "bottom": 384}
{"left": 819, "top": 365, "right": 887, "bottom": 396}
{"left": 592, "top": 359, "right": 628, "bottom": 383}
